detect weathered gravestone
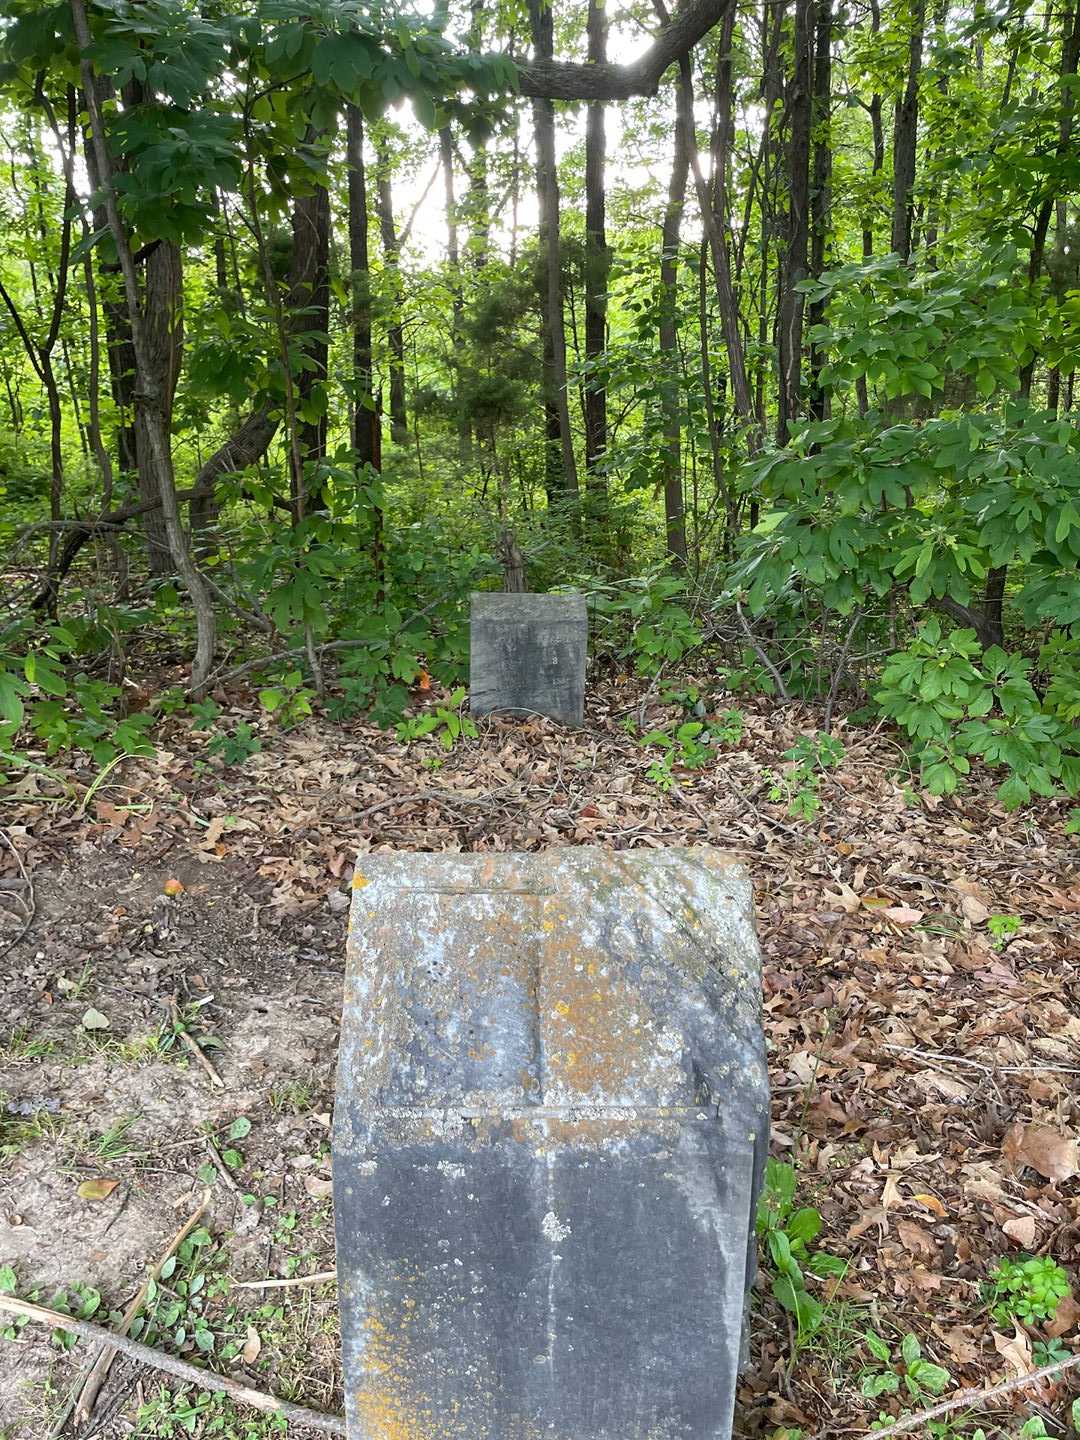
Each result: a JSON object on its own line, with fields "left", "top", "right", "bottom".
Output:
{"left": 333, "top": 847, "right": 769, "bottom": 1440}
{"left": 469, "top": 591, "right": 587, "bottom": 726}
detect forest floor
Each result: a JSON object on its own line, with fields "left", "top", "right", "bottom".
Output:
{"left": 0, "top": 676, "right": 1078, "bottom": 1439}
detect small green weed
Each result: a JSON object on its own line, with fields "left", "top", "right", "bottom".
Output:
{"left": 768, "top": 732, "right": 845, "bottom": 821}
{"left": 1033, "top": 1336, "right": 1072, "bottom": 1366}
{"left": 137, "top": 1387, "right": 287, "bottom": 1437}
{"left": 258, "top": 670, "right": 314, "bottom": 729}
{"left": 756, "top": 1159, "right": 847, "bottom": 1347}
{"left": 0, "top": 1099, "right": 62, "bottom": 1168}
{"left": 985, "top": 1254, "right": 1071, "bottom": 1327}
{"left": 987, "top": 913, "right": 1022, "bottom": 948}
{"left": 89, "top": 1114, "right": 143, "bottom": 1163}
{"left": 131, "top": 1225, "right": 231, "bottom": 1356}
{"left": 396, "top": 687, "right": 477, "bottom": 751}
{"left": 2, "top": 1027, "right": 57, "bottom": 1061}
{"left": 0, "top": 1264, "right": 110, "bottom": 1350}
{"left": 206, "top": 722, "right": 262, "bottom": 766}
{"left": 269, "top": 1081, "right": 316, "bottom": 1114}
{"left": 861, "top": 1330, "right": 951, "bottom": 1404}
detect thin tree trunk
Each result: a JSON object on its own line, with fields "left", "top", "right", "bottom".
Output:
{"left": 1019, "top": 0, "right": 1080, "bottom": 396}
{"left": 375, "top": 144, "right": 408, "bottom": 444}
{"left": 658, "top": 64, "right": 692, "bottom": 565}
{"left": 777, "top": 0, "right": 814, "bottom": 442}
{"left": 288, "top": 174, "right": 332, "bottom": 501}
{"left": 528, "top": 0, "right": 580, "bottom": 505}
{"left": 694, "top": 3, "right": 755, "bottom": 441}
{"left": 440, "top": 125, "right": 470, "bottom": 466}
{"left": 133, "top": 240, "right": 183, "bottom": 573}
{"left": 808, "top": 0, "right": 832, "bottom": 420}
{"left": 72, "top": 0, "right": 215, "bottom": 689}
{"left": 347, "top": 105, "right": 384, "bottom": 592}
{"left": 584, "top": 0, "right": 609, "bottom": 508}
{"left": 891, "top": 0, "right": 925, "bottom": 258}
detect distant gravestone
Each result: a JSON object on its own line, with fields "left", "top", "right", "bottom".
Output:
{"left": 333, "top": 847, "right": 769, "bottom": 1440}
{"left": 469, "top": 591, "right": 587, "bottom": 726}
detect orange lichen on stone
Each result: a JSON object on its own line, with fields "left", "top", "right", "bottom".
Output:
{"left": 355, "top": 1311, "right": 436, "bottom": 1440}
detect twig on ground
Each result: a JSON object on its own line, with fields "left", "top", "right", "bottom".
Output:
{"left": 0, "top": 826, "right": 35, "bottom": 958}
{"left": 167, "top": 998, "right": 224, "bottom": 1090}
{"left": 233, "top": 1269, "right": 337, "bottom": 1290}
{"left": 865, "top": 1351, "right": 1080, "bottom": 1438}
{"left": 72, "top": 1189, "right": 212, "bottom": 1429}
{"left": 0, "top": 1293, "right": 346, "bottom": 1436}
{"left": 205, "top": 1138, "right": 242, "bottom": 1196}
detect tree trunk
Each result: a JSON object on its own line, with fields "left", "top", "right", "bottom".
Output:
{"left": 81, "top": 83, "right": 138, "bottom": 485}
{"left": 777, "top": 0, "right": 814, "bottom": 443}
{"left": 347, "top": 106, "right": 384, "bottom": 590}
{"left": 696, "top": 3, "right": 754, "bottom": 439}
{"left": 1019, "top": 0, "right": 1080, "bottom": 396}
{"left": 528, "top": 0, "right": 580, "bottom": 506}
{"left": 891, "top": 0, "right": 925, "bottom": 259}
{"left": 288, "top": 175, "right": 332, "bottom": 502}
{"left": 133, "top": 239, "right": 183, "bottom": 573}
{"left": 807, "top": 0, "right": 832, "bottom": 420}
{"left": 440, "top": 125, "right": 471, "bottom": 465}
{"left": 73, "top": 0, "right": 215, "bottom": 690}
{"left": 659, "top": 64, "right": 692, "bottom": 565}
{"left": 375, "top": 145, "right": 408, "bottom": 445}
{"left": 583, "top": 0, "right": 609, "bottom": 507}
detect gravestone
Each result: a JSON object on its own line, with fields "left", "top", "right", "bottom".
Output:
{"left": 469, "top": 591, "right": 587, "bottom": 725}
{"left": 333, "top": 847, "right": 769, "bottom": 1440}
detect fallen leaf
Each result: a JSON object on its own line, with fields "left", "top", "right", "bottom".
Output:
{"left": 242, "top": 1326, "right": 261, "bottom": 1364}
{"left": 1046, "top": 1294, "right": 1080, "bottom": 1339}
{"left": 1002, "top": 1123, "right": 1080, "bottom": 1183}
{"left": 304, "top": 1174, "right": 334, "bottom": 1201}
{"left": 993, "top": 1326, "right": 1033, "bottom": 1379}
{"left": 898, "top": 1219, "right": 937, "bottom": 1258}
{"left": 163, "top": 877, "right": 185, "bottom": 896}
{"left": 77, "top": 1178, "right": 119, "bottom": 1201}
{"left": 884, "top": 905, "right": 924, "bottom": 924}
{"left": 80, "top": 1008, "right": 110, "bottom": 1031}
{"left": 960, "top": 893, "right": 990, "bottom": 925}
{"left": 1001, "top": 1214, "right": 1038, "bottom": 1247}
{"left": 939, "top": 1326, "right": 980, "bottom": 1367}
{"left": 881, "top": 1173, "right": 904, "bottom": 1209}
{"left": 913, "top": 1192, "right": 947, "bottom": 1218}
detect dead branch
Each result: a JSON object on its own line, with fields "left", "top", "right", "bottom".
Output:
{"left": 72, "top": 1188, "right": 212, "bottom": 1429}
{"left": 167, "top": 998, "right": 225, "bottom": 1090}
{"left": 735, "top": 599, "right": 791, "bottom": 703}
{"left": 233, "top": 1270, "right": 337, "bottom": 1290}
{"left": 866, "top": 1351, "right": 1080, "bottom": 1439}
{"left": 0, "top": 1293, "right": 346, "bottom": 1436}
{"left": 0, "top": 827, "right": 35, "bottom": 959}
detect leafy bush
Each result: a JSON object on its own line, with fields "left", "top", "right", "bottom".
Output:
{"left": 875, "top": 618, "right": 1080, "bottom": 807}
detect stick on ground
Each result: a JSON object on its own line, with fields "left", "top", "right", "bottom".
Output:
{"left": 233, "top": 1269, "right": 337, "bottom": 1290}
{"left": 168, "top": 997, "right": 225, "bottom": 1089}
{"left": 866, "top": 1350, "right": 1080, "bottom": 1438}
{"left": 0, "top": 1293, "right": 346, "bottom": 1437}
{"left": 72, "top": 1188, "right": 212, "bottom": 1428}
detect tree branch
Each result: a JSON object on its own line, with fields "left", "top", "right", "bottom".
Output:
{"left": 0, "top": 1293, "right": 346, "bottom": 1436}
{"left": 513, "top": 0, "right": 734, "bottom": 98}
